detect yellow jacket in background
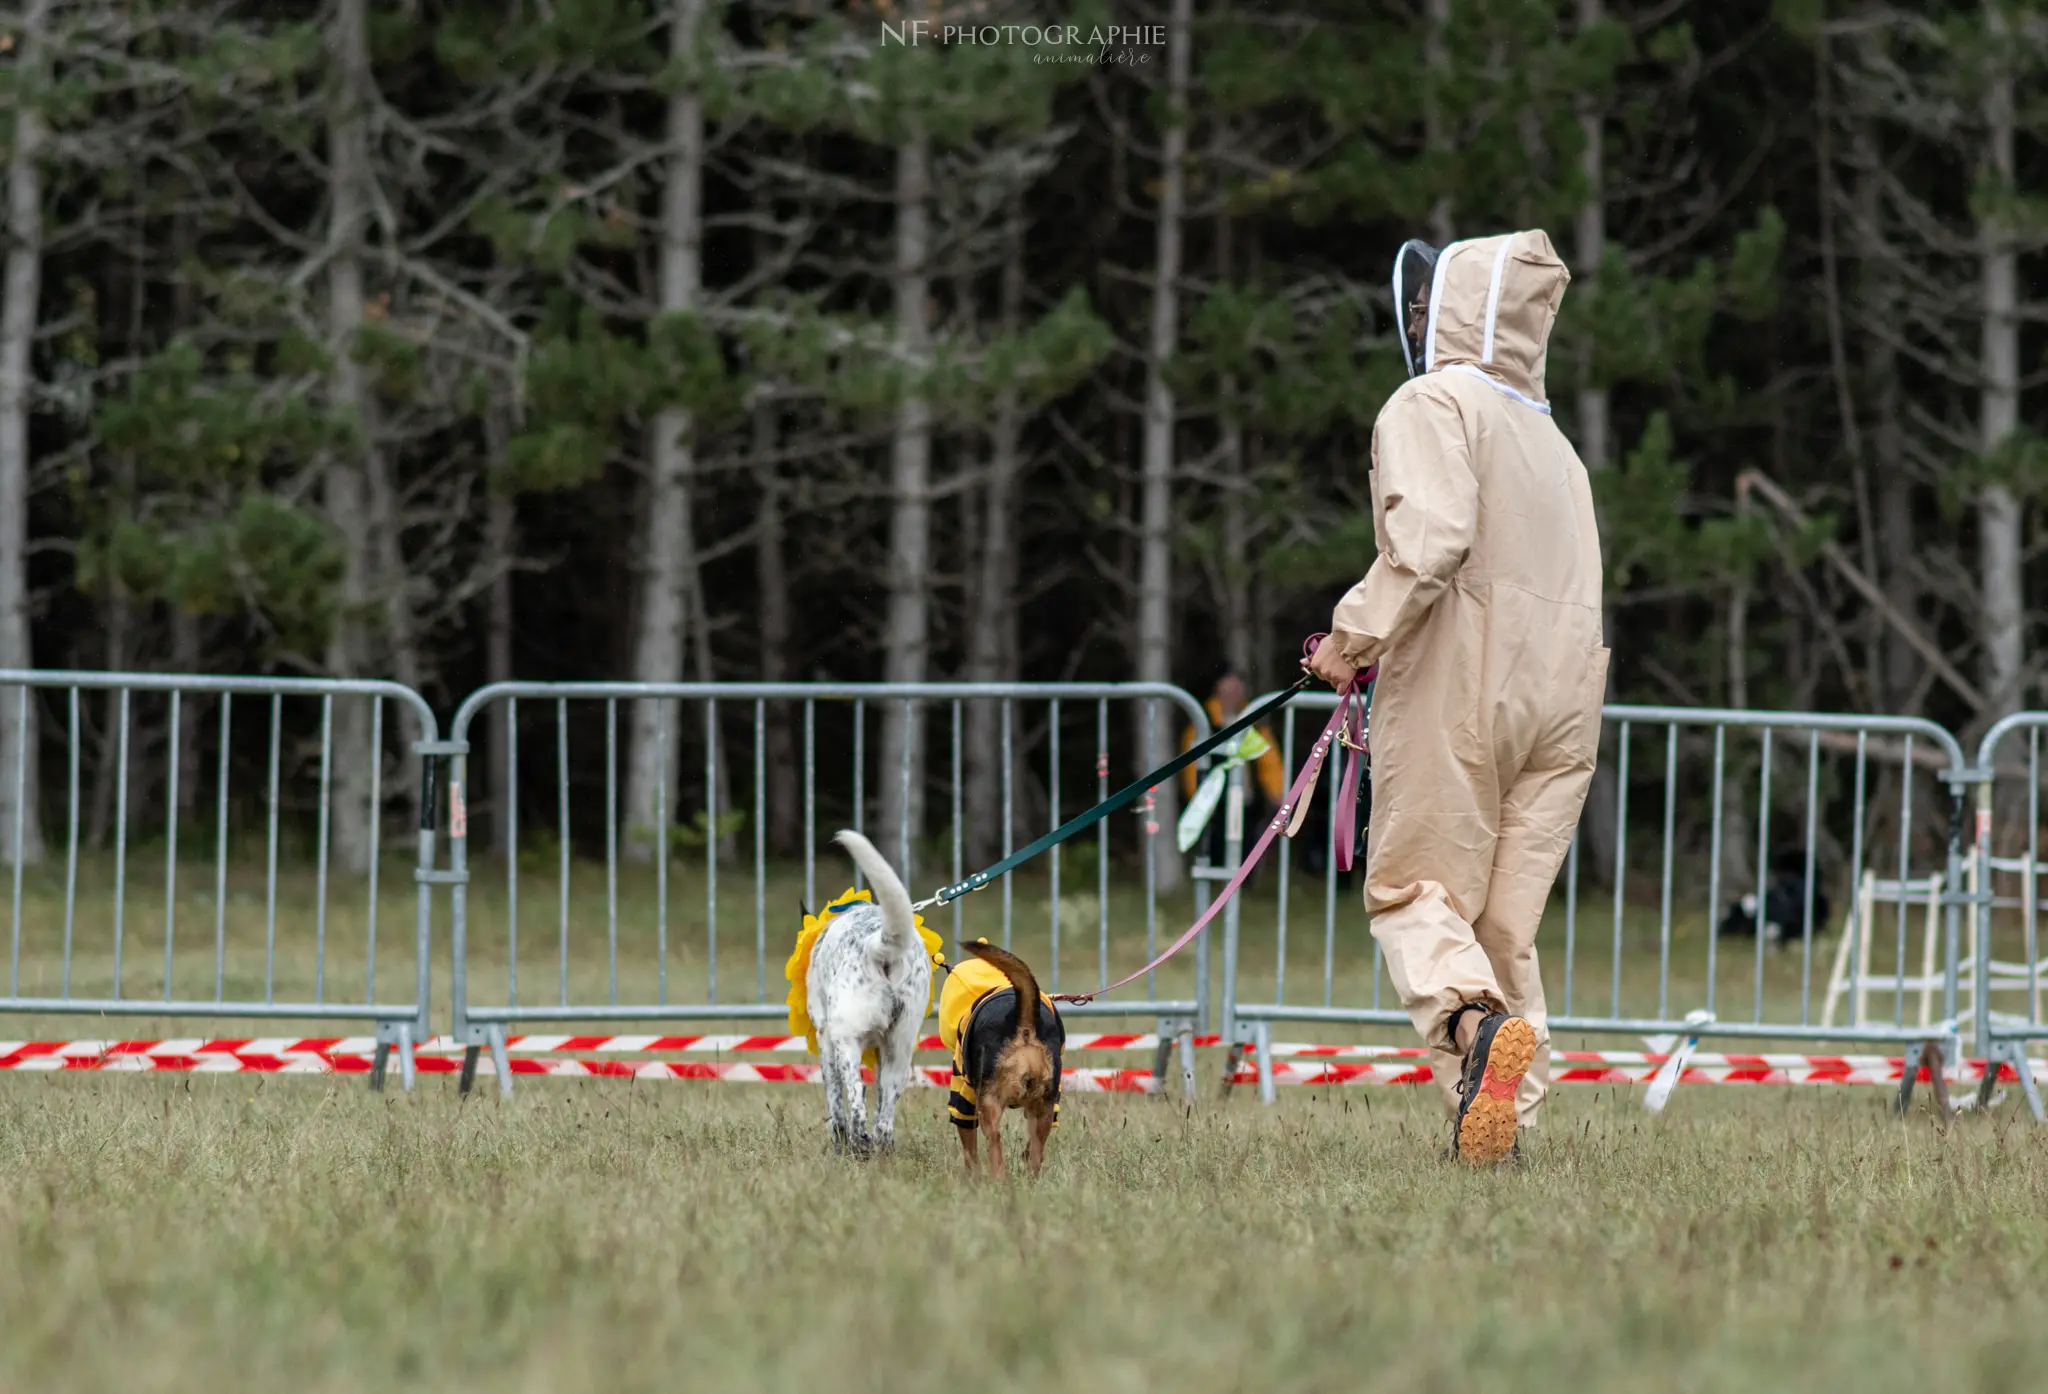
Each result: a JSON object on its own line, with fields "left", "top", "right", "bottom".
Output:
{"left": 1180, "top": 697, "right": 1287, "bottom": 804}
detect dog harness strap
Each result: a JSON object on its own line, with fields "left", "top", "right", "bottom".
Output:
{"left": 920, "top": 668, "right": 1315, "bottom": 909}
{"left": 1053, "top": 662, "right": 1376, "bottom": 1005}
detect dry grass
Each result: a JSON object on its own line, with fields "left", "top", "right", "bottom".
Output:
{"left": 0, "top": 1072, "right": 2045, "bottom": 1393}
{"left": 1, "top": 856, "right": 2045, "bottom": 1390}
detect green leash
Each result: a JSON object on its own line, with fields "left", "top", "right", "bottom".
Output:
{"left": 910, "top": 675, "right": 1312, "bottom": 911}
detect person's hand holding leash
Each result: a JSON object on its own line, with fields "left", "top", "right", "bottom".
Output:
{"left": 1303, "top": 633, "right": 1357, "bottom": 692}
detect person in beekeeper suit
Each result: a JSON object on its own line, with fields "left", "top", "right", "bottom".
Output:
{"left": 1305, "top": 231, "right": 1607, "bottom": 1168}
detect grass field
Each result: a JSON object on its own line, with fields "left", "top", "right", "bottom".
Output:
{"left": 1, "top": 1072, "right": 2045, "bottom": 1393}
{"left": 2, "top": 853, "right": 2046, "bottom": 1390}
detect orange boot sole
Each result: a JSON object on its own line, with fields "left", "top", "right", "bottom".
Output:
{"left": 1455, "top": 1016, "right": 1535, "bottom": 1167}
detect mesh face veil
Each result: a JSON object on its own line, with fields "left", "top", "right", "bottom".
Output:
{"left": 1393, "top": 239, "right": 1440, "bottom": 378}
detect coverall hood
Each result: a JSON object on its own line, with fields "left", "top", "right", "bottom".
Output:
{"left": 1421, "top": 229, "right": 1570, "bottom": 410}
{"left": 1392, "top": 239, "right": 1439, "bottom": 379}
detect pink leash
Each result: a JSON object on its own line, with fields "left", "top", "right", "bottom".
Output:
{"left": 1052, "top": 635, "right": 1373, "bottom": 1005}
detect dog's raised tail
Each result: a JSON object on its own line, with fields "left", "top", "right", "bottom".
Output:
{"left": 963, "top": 941, "right": 1040, "bottom": 1045}
{"left": 832, "top": 830, "right": 919, "bottom": 960}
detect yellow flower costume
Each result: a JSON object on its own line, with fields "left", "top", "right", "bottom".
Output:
{"left": 783, "top": 887, "right": 947, "bottom": 1065}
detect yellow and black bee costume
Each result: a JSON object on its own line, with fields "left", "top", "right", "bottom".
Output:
{"left": 937, "top": 948, "right": 1065, "bottom": 1130}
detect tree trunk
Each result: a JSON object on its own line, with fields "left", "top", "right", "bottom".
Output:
{"left": 879, "top": 0, "right": 934, "bottom": 879}
{"left": 1425, "top": 0, "right": 1455, "bottom": 247}
{"left": 1219, "top": 446, "right": 1251, "bottom": 679}
{"left": 1244, "top": 224, "right": 1269, "bottom": 694}
{"left": 1214, "top": 212, "right": 1252, "bottom": 681}
{"left": 1719, "top": 581, "right": 1754, "bottom": 895}
{"left": 1572, "top": 0, "right": 1609, "bottom": 482}
{"left": 0, "top": 0, "right": 47, "bottom": 863}
{"left": 1819, "top": 26, "right": 1889, "bottom": 714}
{"left": 754, "top": 401, "right": 800, "bottom": 857}
{"left": 324, "top": 0, "right": 381, "bottom": 875}
{"left": 484, "top": 407, "right": 517, "bottom": 859}
{"left": 1133, "top": 0, "right": 1191, "bottom": 894}
{"left": 366, "top": 393, "right": 423, "bottom": 836}
{"left": 1571, "top": 0, "right": 1618, "bottom": 888}
{"left": 689, "top": 498, "right": 733, "bottom": 864}
{"left": 86, "top": 575, "right": 131, "bottom": 850}
{"left": 964, "top": 191, "right": 1026, "bottom": 870}
{"left": 1977, "top": 3, "right": 2024, "bottom": 722}
{"left": 1874, "top": 385, "right": 1916, "bottom": 709}
{"left": 624, "top": 0, "right": 706, "bottom": 863}
{"left": 167, "top": 215, "right": 204, "bottom": 832}
{"left": 0, "top": 0, "right": 49, "bottom": 866}
{"left": 1850, "top": 111, "right": 1919, "bottom": 713}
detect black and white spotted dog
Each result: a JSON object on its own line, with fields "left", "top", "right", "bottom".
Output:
{"left": 806, "top": 830, "right": 931, "bottom": 1154}
{"left": 1718, "top": 852, "right": 1832, "bottom": 948}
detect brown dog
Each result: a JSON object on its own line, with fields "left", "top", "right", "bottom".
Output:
{"left": 938, "top": 940, "right": 1066, "bottom": 1177}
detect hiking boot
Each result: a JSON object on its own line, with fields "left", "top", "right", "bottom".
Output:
{"left": 1452, "top": 1013, "right": 1537, "bottom": 1168}
{"left": 1439, "top": 1134, "right": 1525, "bottom": 1170}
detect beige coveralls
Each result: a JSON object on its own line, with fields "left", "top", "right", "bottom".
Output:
{"left": 1329, "top": 230, "right": 1607, "bottom": 1129}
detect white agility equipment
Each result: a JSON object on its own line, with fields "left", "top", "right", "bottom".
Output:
{"left": 1821, "top": 870, "right": 1947, "bottom": 1031}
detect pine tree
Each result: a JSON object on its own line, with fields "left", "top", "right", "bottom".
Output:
{"left": 0, "top": 0, "right": 53, "bottom": 864}
{"left": 1805, "top": 0, "right": 2048, "bottom": 733}
{"left": 737, "top": 0, "right": 1110, "bottom": 877}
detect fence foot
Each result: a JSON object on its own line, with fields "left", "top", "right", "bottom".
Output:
{"left": 1896, "top": 1041, "right": 1952, "bottom": 1125}
{"left": 396, "top": 1023, "right": 417, "bottom": 1093}
{"left": 1149, "top": 1021, "right": 1197, "bottom": 1104}
{"left": 488, "top": 1024, "right": 514, "bottom": 1100}
{"left": 1976, "top": 1042, "right": 2008, "bottom": 1112}
{"left": 1178, "top": 1024, "right": 1197, "bottom": 1104}
{"left": 1924, "top": 1042, "right": 1954, "bottom": 1126}
{"left": 1254, "top": 1021, "right": 1276, "bottom": 1106}
{"left": 1219, "top": 1039, "right": 1246, "bottom": 1100}
{"left": 459, "top": 1046, "right": 480, "bottom": 1096}
{"left": 1982, "top": 1040, "right": 2045, "bottom": 1121}
{"left": 1644, "top": 1011, "right": 1714, "bottom": 1114}
{"left": 369, "top": 1042, "right": 390, "bottom": 1093}
{"left": 2017, "top": 1048, "right": 2047, "bottom": 1122}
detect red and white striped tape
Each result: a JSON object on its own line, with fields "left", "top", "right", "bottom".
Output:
{"left": 407, "top": 1033, "right": 1223, "bottom": 1056}
{"left": 0, "top": 1038, "right": 387, "bottom": 1064}
{"left": 0, "top": 1038, "right": 2037, "bottom": 1090}
{"left": 0, "top": 1041, "right": 1156, "bottom": 1090}
{"left": 1235, "top": 1051, "right": 2048, "bottom": 1089}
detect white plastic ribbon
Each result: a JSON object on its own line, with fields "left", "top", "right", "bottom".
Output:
{"left": 1176, "top": 728, "right": 1273, "bottom": 853}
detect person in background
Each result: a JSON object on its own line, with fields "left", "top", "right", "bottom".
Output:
{"left": 1179, "top": 667, "right": 1288, "bottom": 875}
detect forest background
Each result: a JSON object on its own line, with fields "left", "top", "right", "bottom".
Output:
{"left": 1, "top": 0, "right": 2043, "bottom": 894}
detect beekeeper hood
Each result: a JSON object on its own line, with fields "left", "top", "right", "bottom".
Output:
{"left": 1391, "top": 239, "right": 1438, "bottom": 378}
{"left": 1399, "top": 229, "right": 1569, "bottom": 408}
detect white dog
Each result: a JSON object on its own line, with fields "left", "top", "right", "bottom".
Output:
{"left": 806, "top": 830, "right": 932, "bottom": 1154}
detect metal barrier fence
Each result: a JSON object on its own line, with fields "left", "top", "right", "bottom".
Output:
{"left": 1223, "top": 693, "right": 1978, "bottom": 1107}
{"left": 442, "top": 682, "right": 1222, "bottom": 1096}
{"left": 1968, "top": 715, "right": 2048, "bottom": 1118}
{"left": 0, "top": 671, "right": 442, "bottom": 1089}
{"left": 7, "top": 662, "right": 2046, "bottom": 1123}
